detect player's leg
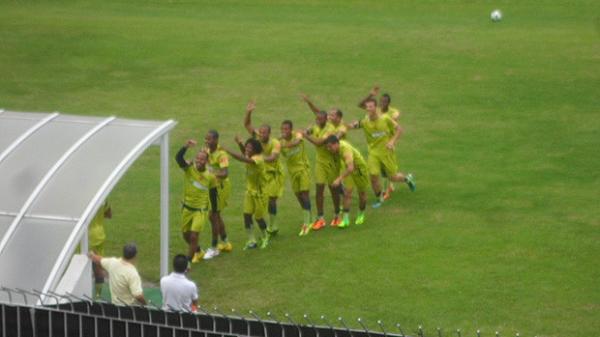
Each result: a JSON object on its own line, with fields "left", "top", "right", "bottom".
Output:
{"left": 189, "top": 212, "right": 206, "bottom": 263}
{"left": 204, "top": 213, "right": 220, "bottom": 260}
{"left": 255, "top": 194, "right": 270, "bottom": 249}
{"left": 243, "top": 192, "right": 258, "bottom": 250}
{"left": 216, "top": 181, "right": 232, "bottom": 251}
{"left": 368, "top": 153, "right": 385, "bottom": 208}
{"left": 91, "top": 244, "right": 105, "bottom": 299}
{"left": 328, "top": 163, "right": 342, "bottom": 226}
{"left": 267, "top": 196, "right": 278, "bottom": 235}
{"left": 313, "top": 162, "right": 327, "bottom": 230}
{"left": 339, "top": 185, "right": 353, "bottom": 228}
{"left": 382, "top": 152, "right": 416, "bottom": 191}
{"left": 293, "top": 170, "right": 313, "bottom": 236}
{"left": 354, "top": 168, "right": 370, "bottom": 225}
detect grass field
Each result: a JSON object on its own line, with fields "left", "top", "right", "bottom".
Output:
{"left": 1, "top": 1, "right": 599, "bottom": 336}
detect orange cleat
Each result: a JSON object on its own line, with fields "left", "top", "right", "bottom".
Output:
{"left": 329, "top": 216, "right": 342, "bottom": 227}
{"left": 311, "top": 218, "right": 326, "bottom": 231}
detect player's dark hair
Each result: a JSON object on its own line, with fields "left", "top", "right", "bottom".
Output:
{"left": 123, "top": 243, "right": 137, "bottom": 260}
{"left": 382, "top": 93, "right": 391, "bottom": 103}
{"left": 334, "top": 109, "right": 343, "bottom": 118}
{"left": 246, "top": 138, "right": 263, "bottom": 154}
{"left": 325, "top": 135, "right": 339, "bottom": 145}
{"left": 260, "top": 124, "right": 271, "bottom": 132}
{"left": 282, "top": 120, "right": 293, "bottom": 128}
{"left": 316, "top": 110, "right": 327, "bottom": 118}
{"left": 365, "top": 97, "right": 378, "bottom": 106}
{"left": 207, "top": 129, "right": 219, "bottom": 140}
{"left": 173, "top": 254, "right": 189, "bottom": 273}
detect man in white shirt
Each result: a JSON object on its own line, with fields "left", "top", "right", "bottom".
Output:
{"left": 160, "top": 254, "right": 199, "bottom": 312}
{"left": 88, "top": 243, "right": 147, "bottom": 306}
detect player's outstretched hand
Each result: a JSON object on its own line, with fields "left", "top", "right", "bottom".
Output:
{"left": 332, "top": 177, "right": 343, "bottom": 187}
{"left": 246, "top": 100, "right": 256, "bottom": 113}
{"left": 234, "top": 135, "right": 243, "bottom": 145}
{"left": 185, "top": 139, "right": 197, "bottom": 148}
{"left": 300, "top": 93, "right": 309, "bottom": 102}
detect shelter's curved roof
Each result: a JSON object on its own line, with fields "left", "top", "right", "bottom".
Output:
{"left": 0, "top": 110, "right": 175, "bottom": 303}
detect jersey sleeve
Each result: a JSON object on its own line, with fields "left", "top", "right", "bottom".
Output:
{"left": 208, "top": 173, "right": 218, "bottom": 189}
{"left": 100, "top": 257, "right": 114, "bottom": 272}
{"left": 129, "top": 272, "right": 144, "bottom": 297}
{"left": 251, "top": 155, "right": 264, "bottom": 166}
{"left": 384, "top": 115, "right": 396, "bottom": 134}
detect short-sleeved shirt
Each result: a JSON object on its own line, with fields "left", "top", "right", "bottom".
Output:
{"left": 378, "top": 106, "right": 401, "bottom": 121}
{"left": 330, "top": 122, "right": 348, "bottom": 140}
{"left": 100, "top": 257, "right": 143, "bottom": 306}
{"left": 182, "top": 164, "right": 217, "bottom": 209}
{"left": 280, "top": 132, "right": 310, "bottom": 175}
{"left": 206, "top": 145, "right": 230, "bottom": 184}
{"left": 308, "top": 122, "right": 336, "bottom": 163}
{"left": 338, "top": 140, "right": 367, "bottom": 169}
{"left": 359, "top": 114, "right": 396, "bottom": 155}
{"left": 89, "top": 201, "right": 110, "bottom": 247}
{"left": 253, "top": 132, "right": 283, "bottom": 174}
{"left": 246, "top": 155, "right": 267, "bottom": 194}
{"left": 160, "top": 272, "right": 198, "bottom": 312}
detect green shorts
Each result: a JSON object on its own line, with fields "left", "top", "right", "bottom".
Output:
{"left": 243, "top": 191, "right": 268, "bottom": 219}
{"left": 315, "top": 160, "right": 339, "bottom": 185}
{"left": 288, "top": 169, "right": 311, "bottom": 194}
{"left": 343, "top": 164, "right": 370, "bottom": 193}
{"left": 265, "top": 171, "right": 284, "bottom": 198}
{"left": 181, "top": 206, "right": 208, "bottom": 233}
{"left": 367, "top": 150, "right": 398, "bottom": 177}
{"left": 211, "top": 179, "right": 231, "bottom": 212}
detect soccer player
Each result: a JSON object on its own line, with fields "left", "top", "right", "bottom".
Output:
{"left": 88, "top": 200, "right": 111, "bottom": 299}
{"left": 301, "top": 94, "right": 342, "bottom": 229}
{"left": 204, "top": 130, "right": 232, "bottom": 259}
{"left": 244, "top": 100, "right": 284, "bottom": 236}
{"left": 175, "top": 140, "right": 219, "bottom": 263}
{"left": 351, "top": 98, "right": 416, "bottom": 208}
{"left": 358, "top": 86, "right": 402, "bottom": 199}
{"left": 222, "top": 137, "right": 271, "bottom": 250}
{"left": 325, "top": 135, "right": 369, "bottom": 227}
{"left": 279, "top": 120, "right": 313, "bottom": 236}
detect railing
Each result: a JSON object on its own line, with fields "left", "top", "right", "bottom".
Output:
{"left": 0, "top": 287, "right": 534, "bottom": 337}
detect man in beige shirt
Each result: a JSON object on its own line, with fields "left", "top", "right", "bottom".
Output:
{"left": 89, "top": 243, "right": 146, "bottom": 306}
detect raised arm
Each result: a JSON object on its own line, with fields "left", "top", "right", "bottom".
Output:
{"left": 175, "top": 139, "right": 196, "bottom": 168}
{"left": 301, "top": 93, "right": 321, "bottom": 114}
{"left": 358, "top": 86, "right": 379, "bottom": 109}
{"left": 302, "top": 129, "right": 327, "bottom": 146}
{"left": 244, "top": 100, "right": 257, "bottom": 135}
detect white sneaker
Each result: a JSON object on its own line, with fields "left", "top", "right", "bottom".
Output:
{"left": 203, "top": 248, "right": 220, "bottom": 260}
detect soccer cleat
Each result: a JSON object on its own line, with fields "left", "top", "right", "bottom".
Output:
{"left": 217, "top": 242, "right": 233, "bottom": 252}
{"left": 372, "top": 200, "right": 383, "bottom": 209}
{"left": 203, "top": 248, "right": 220, "bottom": 260}
{"left": 298, "top": 224, "right": 310, "bottom": 236}
{"left": 311, "top": 218, "right": 326, "bottom": 231}
{"left": 338, "top": 217, "right": 350, "bottom": 229}
{"left": 405, "top": 173, "right": 416, "bottom": 192}
{"left": 355, "top": 213, "right": 365, "bottom": 225}
{"left": 330, "top": 216, "right": 342, "bottom": 227}
{"left": 191, "top": 250, "right": 205, "bottom": 263}
{"left": 243, "top": 240, "right": 258, "bottom": 250}
{"left": 266, "top": 227, "right": 279, "bottom": 236}
{"left": 259, "top": 235, "right": 270, "bottom": 249}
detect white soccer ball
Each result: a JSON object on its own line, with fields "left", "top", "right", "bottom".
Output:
{"left": 490, "top": 9, "right": 502, "bottom": 22}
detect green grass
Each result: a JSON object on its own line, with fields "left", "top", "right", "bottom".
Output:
{"left": 1, "top": 1, "right": 599, "bottom": 336}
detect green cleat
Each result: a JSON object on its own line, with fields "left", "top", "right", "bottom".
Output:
{"left": 259, "top": 235, "right": 270, "bottom": 249}
{"left": 405, "top": 173, "right": 416, "bottom": 192}
{"left": 355, "top": 213, "right": 365, "bottom": 225}
{"left": 266, "top": 227, "right": 279, "bottom": 236}
{"left": 338, "top": 217, "right": 350, "bottom": 229}
{"left": 243, "top": 240, "right": 258, "bottom": 250}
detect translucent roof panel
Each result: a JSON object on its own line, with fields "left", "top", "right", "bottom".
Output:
{"left": 0, "top": 111, "right": 175, "bottom": 302}
{"left": 0, "top": 120, "right": 94, "bottom": 214}
{"left": 30, "top": 123, "right": 158, "bottom": 218}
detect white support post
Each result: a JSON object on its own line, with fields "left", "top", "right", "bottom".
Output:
{"left": 160, "top": 133, "right": 170, "bottom": 277}
{"left": 81, "top": 231, "right": 89, "bottom": 253}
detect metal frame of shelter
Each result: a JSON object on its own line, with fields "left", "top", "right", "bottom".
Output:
{"left": 0, "top": 109, "right": 176, "bottom": 304}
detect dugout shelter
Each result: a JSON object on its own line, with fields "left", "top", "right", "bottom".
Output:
{"left": 0, "top": 109, "right": 176, "bottom": 305}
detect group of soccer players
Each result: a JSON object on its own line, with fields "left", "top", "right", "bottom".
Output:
{"left": 176, "top": 87, "right": 416, "bottom": 263}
